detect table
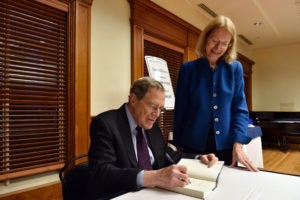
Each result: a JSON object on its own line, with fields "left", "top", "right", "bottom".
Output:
{"left": 112, "top": 167, "right": 300, "bottom": 200}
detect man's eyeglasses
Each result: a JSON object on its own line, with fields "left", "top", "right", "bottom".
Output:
{"left": 209, "top": 37, "right": 232, "bottom": 49}
{"left": 147, "top": 103, "right": 167, "bottom": 114}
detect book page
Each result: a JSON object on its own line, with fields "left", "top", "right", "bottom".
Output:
{"left": 166, "top": 178, "right": 216, "bottom": 199}
{"left": 177, "top": 159, "right": 224, "bottom": 182}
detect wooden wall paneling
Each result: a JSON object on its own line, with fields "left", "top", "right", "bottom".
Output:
{"left": 68, "top": 0, "right": 76, "bottom": 159}
{"left": 186, "top": 30, "right": 200, "bottom": 61}
{"left": 238, "top": 53, "right": 254, "bottom": 111}
{"left": 131, "top": 25, "right": 144, "bottom": 82}
{"left": 187, "top": 30, "right": 200, "bottom": 49}
{"left": 128, "top": 0, "right": 200, "bottom": 33}
{"left": 144, "top": 34, "right": 185, "bottom": 54}
{"left": 128, "top": 0, "right": 200, "bottom": 85}
{"left": 35, "top": 0, "right": 68, "bottom": 11}
{"left": 73, "top": 0, "right": 92, "bottom": 157}
{"left": 0, "top": 183, "right": 62, "bottom": 200}
{"left": 129, "top": 0, "right": 189, "bottom": 48}
{"left": 185, "top": 47, "right": 197, "bottom": 62}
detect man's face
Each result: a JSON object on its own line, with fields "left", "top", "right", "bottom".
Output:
{"left": 129, "top": 87, "right": 165, "bottom": 130}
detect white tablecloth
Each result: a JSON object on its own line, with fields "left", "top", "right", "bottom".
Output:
{"left": 113, "top": 166, "right": 300, "bottom": 200}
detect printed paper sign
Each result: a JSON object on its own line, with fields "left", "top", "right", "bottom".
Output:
{"left": 145, "top": 56, "right": 175, "bottom": 109}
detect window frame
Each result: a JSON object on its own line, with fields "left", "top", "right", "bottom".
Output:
{"left": 0, "top": 0, "right": 92, "bottom": 184}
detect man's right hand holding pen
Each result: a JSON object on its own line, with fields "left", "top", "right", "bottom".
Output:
{"left": 143, "top": 153, "right": 219, "bottom": 189}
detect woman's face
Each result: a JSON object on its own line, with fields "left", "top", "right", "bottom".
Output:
{"left": 205, "top": 27, "right": 232, "bottom": 65}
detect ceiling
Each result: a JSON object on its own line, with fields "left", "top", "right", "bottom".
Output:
{"left": 157, "top": 0, "right": 300, "bottom": 50}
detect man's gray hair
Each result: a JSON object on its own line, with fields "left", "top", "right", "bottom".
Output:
{"left": 130, "top": 77, "right": 165, "bottom": 100}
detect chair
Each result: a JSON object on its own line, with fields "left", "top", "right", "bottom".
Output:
{"left": 59, "top": 154, "right": 88, "bottom": 200}
{"left": 59, "top": 154, "right": 126, "bottom": 200}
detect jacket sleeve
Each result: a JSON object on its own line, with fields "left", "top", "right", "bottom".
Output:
{"left": 173, "top": 64, "right": 189, "bottom": 147}
{"left": 230, "top": 61, "right": 251, "bottom": 144}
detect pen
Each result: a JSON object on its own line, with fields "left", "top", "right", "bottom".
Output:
{"left": 165, "top": 153, "right": 191, "bottom": 184}
{"left": 165, "top": 152, "right": 175, "bottom": 164}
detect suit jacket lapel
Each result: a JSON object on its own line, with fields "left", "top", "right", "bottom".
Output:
{"left": 118, "top": 104, "right": 139, "bottom": 168}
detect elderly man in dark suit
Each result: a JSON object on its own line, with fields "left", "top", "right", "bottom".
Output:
{"left": 85, "top": 77, "right": 218, "bottom": 200}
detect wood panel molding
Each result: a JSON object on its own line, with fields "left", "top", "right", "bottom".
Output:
{"left": 128, "top": 0, "right": 201, "bottom": 84}
{"left": 0, "top": 182, "right": 62, "bottom": 200}
{"left": 238, "top": 53, "right": 255, "bottom": 111}
{"left": 35, "top": 0, "right": 68, "bottom": 11}
{"left": 69, "top": 0, "right": 92, "bottom": 158}
{"left": 131, "top": 25, "right": 144, "bottom": 82}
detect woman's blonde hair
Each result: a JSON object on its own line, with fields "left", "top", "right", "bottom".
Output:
{"left": 195, "top": 15, "right": 237, "bottom": 63}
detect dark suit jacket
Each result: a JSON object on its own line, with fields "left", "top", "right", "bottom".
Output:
{"left": 85, "top": 104, "right": 190, "bottom": 200}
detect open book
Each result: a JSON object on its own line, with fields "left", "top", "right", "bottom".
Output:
{"left": 165, "top": 158, "right": 224, "bottom": 199}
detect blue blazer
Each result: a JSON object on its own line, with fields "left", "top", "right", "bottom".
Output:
{"left": 173, "top": 58, "right": 251, "bottom": 152}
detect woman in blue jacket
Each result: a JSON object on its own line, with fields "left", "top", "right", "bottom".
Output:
{"left": 173, "top": 15, "right": 258, "bottom": 172}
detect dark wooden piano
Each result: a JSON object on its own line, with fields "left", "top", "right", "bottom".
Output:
{"left": 250, "top": 111, "right": 300, "bottom": 151}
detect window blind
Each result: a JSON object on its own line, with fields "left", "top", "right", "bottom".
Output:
{"left": 144, "top": 40, "right": 183, "bottom": 141}
{"left": 0, "top": 0, "right": 68, "bottom": 182}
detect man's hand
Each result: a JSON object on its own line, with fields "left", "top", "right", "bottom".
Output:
{"left": 144, "top": 164, "right": 190, "bottom": 188}
{"left": 230, "top": 142, "right": 259, "bottom": 172}
{"left": 199, "top": 153, "right": 218, "bottom": 167}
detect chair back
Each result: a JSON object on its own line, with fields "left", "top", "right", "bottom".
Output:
{"left": 59, "top": 154, "right": 88, "bottom": 200}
